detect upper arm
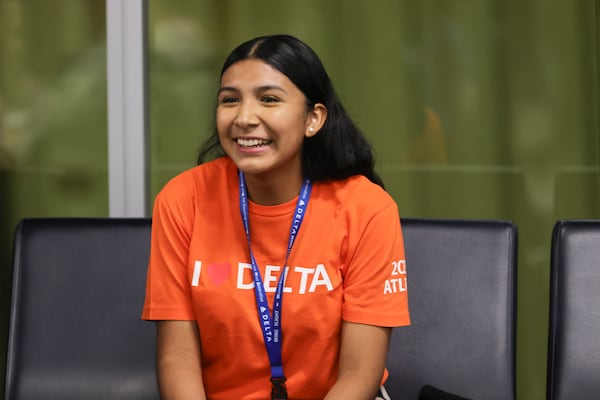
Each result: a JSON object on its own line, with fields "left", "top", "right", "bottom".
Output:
{"left": 157, "top": 320, "right": 202, "bottom": 361}
{"left": 156, "top": 320, "right": 206, "bottom": 400}
{"left": 338, "top": 321, "right": 391, "bottom": 380}
{"left": 324, "top": 321, "right": 392, "bottom": 400}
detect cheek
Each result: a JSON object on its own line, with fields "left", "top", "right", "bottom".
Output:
{"left": 272, "top": 110, "right": 309, "bottom": 135}
{"left": 215, "top": 112, "right": 230, "bottom": 136}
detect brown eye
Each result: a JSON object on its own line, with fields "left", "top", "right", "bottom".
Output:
{"left": 261, "top": 96, "right": 280, "bottom": 103}
{"left": 220, "top": 96, "right": 238, "bottom": 104}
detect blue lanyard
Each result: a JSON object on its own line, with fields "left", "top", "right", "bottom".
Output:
{"left": 238, "top": 170, "right": 312, "bottom": 382}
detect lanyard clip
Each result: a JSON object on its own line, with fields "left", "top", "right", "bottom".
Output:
{"left": 270, "top": 376, "right": 288, "bottom": 400}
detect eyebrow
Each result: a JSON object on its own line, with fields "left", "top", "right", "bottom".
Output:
{"left": 218, "top": 85, "right": 288, "bottom": 95}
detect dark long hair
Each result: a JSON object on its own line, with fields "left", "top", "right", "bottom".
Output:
{"left": 197, "top": 34, "right": 384, "bottom": 187}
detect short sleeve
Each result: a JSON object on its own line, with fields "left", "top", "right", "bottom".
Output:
{"left": 342, "top": 202, "right": 410, "bottom": 327}
{"left": 141, "top": 179, "right": 196, "bottom": 321}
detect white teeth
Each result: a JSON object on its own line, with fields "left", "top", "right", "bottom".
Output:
{"left": 236, "top": 138, "right": 271, "bottom": 147}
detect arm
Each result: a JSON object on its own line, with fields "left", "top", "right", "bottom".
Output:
{"left": 156, "top": 320, "right": 207, "bottom": 400}
{"left": 324, "top": 321, "right": 392, "bottom": 400}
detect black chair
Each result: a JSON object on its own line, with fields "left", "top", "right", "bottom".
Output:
{"left": 4, "top": 218, "right": 158, "bottom": 400}
{"left": 385, "top": 218, "right": 517, "bottom": 400}
{"left": 546, "top": 220, "right": 600, "bottom": 400}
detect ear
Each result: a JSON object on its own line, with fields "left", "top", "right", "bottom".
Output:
{"left": 305, "top": 103, "right": 328, "bottom": 138}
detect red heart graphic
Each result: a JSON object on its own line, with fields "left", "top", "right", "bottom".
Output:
{"left": 206, "top": 262, "right": 231, "bottom": 286}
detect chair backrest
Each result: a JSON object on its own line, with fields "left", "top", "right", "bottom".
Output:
{"left": 386, "top": 218, "right": 517, "bottom": 400}
{"left": 4, "top": 218, "right": 159, "bottom": 400}
{"left": 546, "top": 220, "right": 600, "bottom": 400}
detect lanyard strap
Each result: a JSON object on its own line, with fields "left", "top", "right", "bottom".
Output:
{"left": 238, "top": 170, "right": 312, "bottom": 383}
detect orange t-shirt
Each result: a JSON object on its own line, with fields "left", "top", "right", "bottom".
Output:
{"left": 142, "top": 157, "right": 410, "bottom": 399}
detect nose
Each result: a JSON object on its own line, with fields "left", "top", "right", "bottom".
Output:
{"left": 234, "top": 100, "right": 259, "bottom": 129}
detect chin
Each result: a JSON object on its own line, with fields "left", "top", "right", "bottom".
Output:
{"left": 233, "top": 159, "right": 272, "bottom": 177}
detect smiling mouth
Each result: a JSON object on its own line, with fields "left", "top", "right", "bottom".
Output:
{"left": 235, "top": 138, "right": 272, "bottom": 147}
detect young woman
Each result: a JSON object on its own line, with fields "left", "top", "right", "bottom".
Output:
{"left": 142, "top": 34, "right": 410, "bottom": 400}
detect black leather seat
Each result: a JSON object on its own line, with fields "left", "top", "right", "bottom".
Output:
{"left": 4, "top": 218, "right": 158, "bottom": 400}
{"left": 546, "top": 220, "right": 600, "bottom": 400}
{"left": 385, "top": 218, "right": 517, "bottom": 400}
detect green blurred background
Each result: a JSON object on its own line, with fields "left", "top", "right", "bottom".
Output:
{"left": 1, "top": 1, "right": 599, "bottom": 399}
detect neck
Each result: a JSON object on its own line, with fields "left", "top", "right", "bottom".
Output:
{"left": 243, "top": 172, "right": 304, "bottom": 206}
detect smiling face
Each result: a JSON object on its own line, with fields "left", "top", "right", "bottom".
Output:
{"left": 216, "top": 59, "right": 325, "bottom": 186}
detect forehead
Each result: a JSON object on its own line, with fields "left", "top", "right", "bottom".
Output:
{"left": 220, "top": 59, "right": 297, "bottom": 90}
